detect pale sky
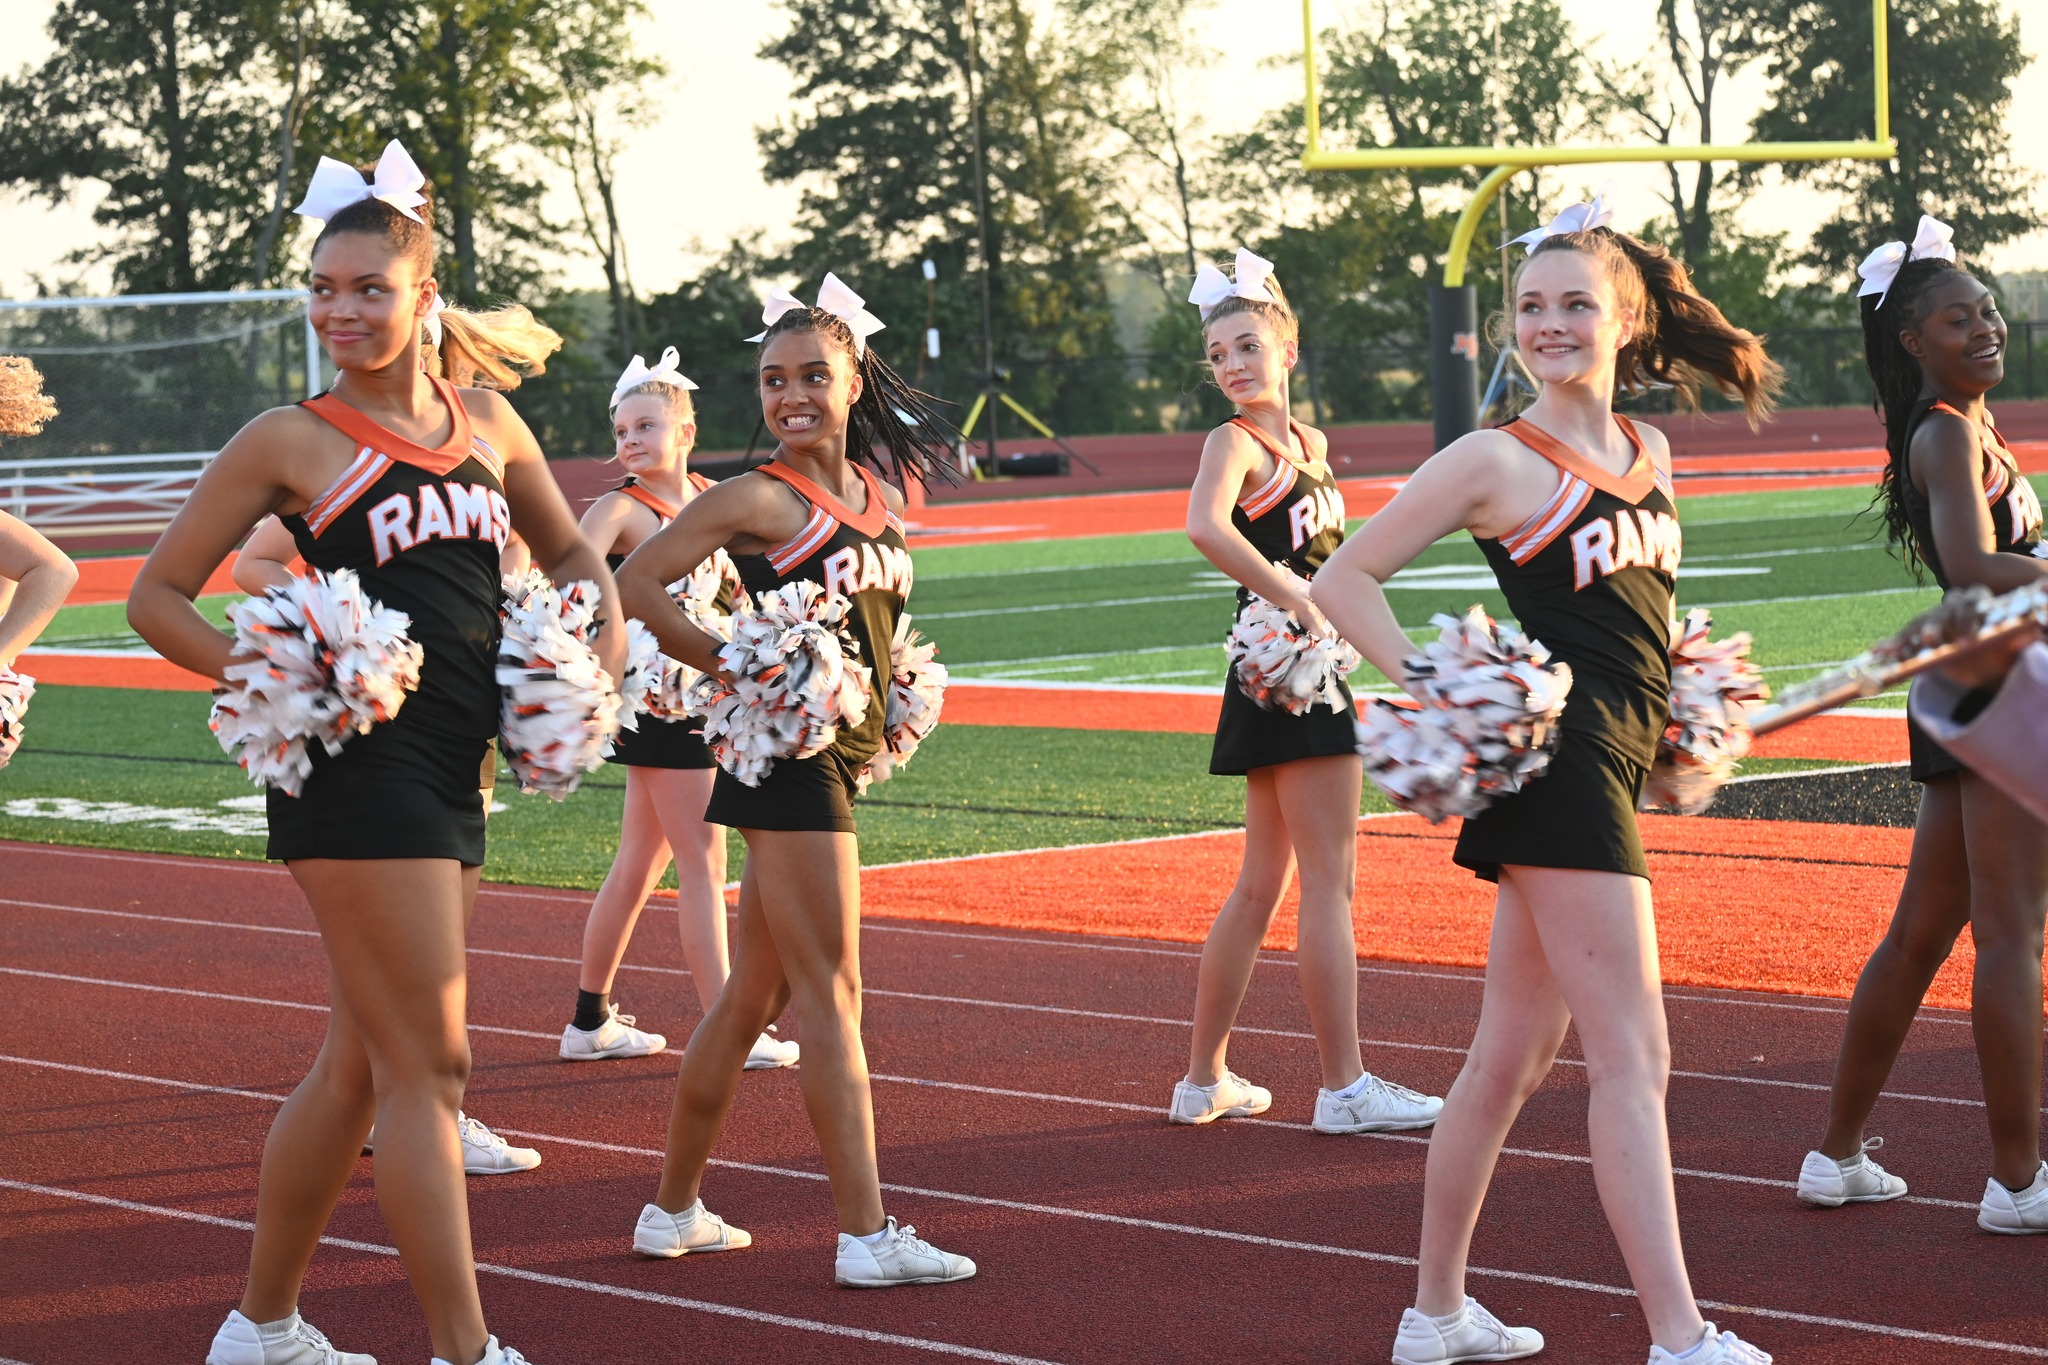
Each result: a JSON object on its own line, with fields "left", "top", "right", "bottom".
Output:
{"left": 1, "top": 0, "right": 2042, "bottom": 300}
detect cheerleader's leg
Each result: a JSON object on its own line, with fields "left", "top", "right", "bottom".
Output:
{"left": 1268, "top": 753, "right": 1365, "bottom": 1091}
{"left": 1957, "top": 768, "right": 2048, "bottom": 1191}
{"left": 1186, "top": 767, "right": 1297, "bottom": 1087}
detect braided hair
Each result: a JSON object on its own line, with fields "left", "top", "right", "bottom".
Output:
{"left": 1861, "top": 253, "right": 1974, "bottom": 579}
{"left": 757, "top": 308, "right": 957, "bottom": 486}
{"left": 1522, "top": 229, "right": 1784, "bottom": 428}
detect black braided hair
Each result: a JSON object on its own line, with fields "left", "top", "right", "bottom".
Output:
{"left": 756, "top": 308, "right": 959, "bottom": 486}
{"left": 1860, "top": 252, "right": 1973, "bottom": 580}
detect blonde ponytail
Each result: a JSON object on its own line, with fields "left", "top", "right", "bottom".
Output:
{"left": 426, "top": 304, "right": 563, "bottom": 391}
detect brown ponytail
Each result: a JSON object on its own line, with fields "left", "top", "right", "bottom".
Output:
{"left": 1523, "top": 230, "right": 1785, "bottom": 429}
{"left": 427, "top": 304, "right": 562, "bottom": 390}
{"left": 0, "top": 356, "right": 57, "bottom": 438}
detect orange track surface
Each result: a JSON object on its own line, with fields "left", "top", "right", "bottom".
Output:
{"left": 864, "top": 812, "right": 1950, "bottom": 1006}
{"left": 17, "top": 652, "right": 214, "bottom": 691}
{"left": 65, "top": 555, "right": 237, "bottom": 606}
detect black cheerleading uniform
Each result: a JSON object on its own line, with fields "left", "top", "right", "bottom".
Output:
{"left": 605, "top": 472, "right": 730, "bottom": 770}
{"left": 1897, "top": 398, "right": 2045, "bottom": 782}
{"left": 1210, "top": 416, "right": 1357, "bottom": 776}
{"left": 267, "top": 379, "right": 509, "bottom": 864}
{"left": 701, "top": 461, "right": 911, "bottom": 834}
{"left": 1453, "top": 416, "right": 1681, "bottom": 883}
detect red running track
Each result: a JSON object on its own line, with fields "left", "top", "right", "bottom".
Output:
{"left": 1, "top": 839, "right": 2044, "bottom": 1364}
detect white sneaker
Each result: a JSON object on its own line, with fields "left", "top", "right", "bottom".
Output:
{"left": 744, "top": 1026, "right": 800, "bottom": 1070}
{"left": 457, "top": 1112, "right": 541, "bottom": 1175}
{"left": 834, "top": 1217, "right": 977, "bottom": 1288}
{"left": 207, "top": 1309, "right": 376, "bottom": 1365}
{"left": 1168, "top": 1071, "right": 1272, "bottom": 1125}
{"left": 1314, "top": 1072, "right": 1444, "bottom": 1134}
{"left": 1391, "top": 1297, "right": 1543, "bottom": 1364}
{"left": 632, "top": 1199, "right": 753, "bottom": 1258}
{"left": 1796, "top": 1137, "right": 1907, "bottom": 1207}
{"left": 1647, "top": 1323, "right": 1771, "bottom": 1363}
{"left": 1978, "top": 1161, "right": 2048, "bottom": 1234}
{"left": 559, "top": 1003, "right": 667, "bottom": 1061}
{"left": 433, "top": 1337, "right": 531, "bottom": 1365}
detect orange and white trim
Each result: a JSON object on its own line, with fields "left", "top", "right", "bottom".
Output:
{"left": 304, "top": 446, "right": 392, "bottom": 537}
{"left": 1238, "top": 459, "right": 1298, "bottom": 520}
{"left": 767, "top": 505, "right": 838, "bottom": 575}
{"left": 1500, "top": 472, "right": 1594, "bottom": 565}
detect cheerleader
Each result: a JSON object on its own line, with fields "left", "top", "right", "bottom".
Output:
{"left": 0, "top": 358, "right": 78, "bottom": 698}
{"left": 129, "top": 142, "right": 620, "bottom": 1365}
{"left": 1313, "top": 196, "right": 1781, "bottom": 1364}
{"left": 1172, "top": 251, "right": 1442, "bottom": 1134}
{"left": 558, "top": 349, "right": 798, "bottom": 1072}
{"left": 231, "top": 299, "right": 566, "bottom": 1183}
{"left": 614, "top": 275, "right": 974, "bottom": 1286}
{"left": 1800, "top": 217, "right": 2048, "bottom": 1231}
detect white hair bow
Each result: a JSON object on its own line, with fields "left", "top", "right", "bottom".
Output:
{"left": 1856, "top": 214, "right": 1957, "bottom": 307}
{"left": 746, "top": 272, "right": 887, "bottom": 354}
{"left": 422, "top": 290, "right": 445, "bottom": 347}
{"left": 611, "top": 346, "right": 699, "bottom": 408}
{"left": 293, "top": 139, "right": 428, "bottom": 225}
{"left": 1188, "top": 248, "right": 1278, "bottom": 318}
{"left": 1510, "top": 181, "right": 1619, "bottom": 251}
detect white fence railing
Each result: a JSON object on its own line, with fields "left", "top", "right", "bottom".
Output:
{"left": 2, "top": 450, "right": 215, "bottom": 537}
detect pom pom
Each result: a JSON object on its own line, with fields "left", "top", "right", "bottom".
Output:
{"left": 1225, "top": 571, "right": 1361, "bottom": 713}
{"left": 687, "top": 581, "right": 872, "bottom": 787}
{"left": 0, "top": 665, "right": 35, "bottom": 767}
{"left": 1354, "top": 606, "right": 1574, "bottom": 824}
{"left": 210, "top": 568, "right": 424, "bottom": 796}
{"left": 498, "top": 569, "right": 622, "bottom": 799}
{"left": 860, "top": 615, "right": 947, "bottom": 789}
{"left": 1641, "top": 608, "right": 1769, "bottom": 815}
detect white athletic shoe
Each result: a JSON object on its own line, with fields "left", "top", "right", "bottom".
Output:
{"left": 1796, "top": 1137, "right": 1907, "bottom": 1207}
{"left": 1978, "top": 1161, "right": 2048, "bottom": 1234}
{"left": 1391, "top": 1297, "right": 1543, "bottom": 1364}
{"left": 433, "top": 1337, "right": 531, "bottom": 1365}
{"left": 834, "top": 1217, "right": 977, "bottom": 1288}
{"left": 559, "top": 1003, "right": 667, "bottom": 1061}
{"left": 632, "top": 1199, "right": 753, "bottom": 1258}
{"left": 744, "top": 1026, "right": 800, "bottom": 1070}
{"left": 1168, "top": 1071, "right": 1272, "bottom": 1125}
{"left": 1647, "top": 1324, "right": 1771, "bottom": 1363}
{"left": 1314, "top": 1072, "right": 1444, "bottom": 1134}
{"left": 206, "top": 1309, "right": 375, "bottom": 1365}
{"left": 458, "top": 1113, "right": 541, "bottom": 1175}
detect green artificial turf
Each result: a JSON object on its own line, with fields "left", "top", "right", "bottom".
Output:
{"left": 9, "top": 479, "right": 2007, "bottom": 883}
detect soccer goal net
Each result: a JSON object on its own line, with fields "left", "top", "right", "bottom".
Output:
{"left": 0, "top": 290, "right": 323, "bottom": 539}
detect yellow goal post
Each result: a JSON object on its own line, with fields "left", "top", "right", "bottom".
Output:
{"left": 1295, "top": 0, "right": 1898, "bottom": 442}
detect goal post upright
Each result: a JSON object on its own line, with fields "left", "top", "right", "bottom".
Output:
{"left": 1298, "top": 0, "right": 1897, "bottom": 448}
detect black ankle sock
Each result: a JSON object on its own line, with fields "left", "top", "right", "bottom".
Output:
{"left": 573, "top": 989, "right": 610, "bottom": 1032}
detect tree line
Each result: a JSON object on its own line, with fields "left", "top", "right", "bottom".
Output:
{"left": 0, "top": 0, "right": 2036, "bottom": 455}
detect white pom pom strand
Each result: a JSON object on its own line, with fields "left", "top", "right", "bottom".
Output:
{"left": 497, "top": 569, "right": 622, "bottom": 800}
{"left": 1354, "top": 606, "right": 1574, "bottom": 824}
{"left": 1641, "top": 607, "right": 1769, "bottom": 816}
{"left": 860, "top": 615, "right": 947, "bottom": 789}
{"left": 0, "top": 665, "right": 35, "bottom": 768}
{"left": 1225, "top": 570, "right": 1360, "bottom": 714}
{"left": 687, "top": 580, "right": 872, "bottom": 787}
{"left": 209, "top": 568, "right": 424, "bottom": 796}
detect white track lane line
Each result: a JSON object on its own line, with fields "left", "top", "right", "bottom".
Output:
{"left": 0, "top": 923, "right": 1994, "bottom": 1109}
{"left": 0, "top": 908, "right": 1990, "bottom": 1113}
{"left": 0, "top": 1052, "right": 1982, "bottom": 1213}
{"left": 0, "top": 882, "right": 1973, "bottom": 1029}
{"left": 0, "top": 1057, "right": 2029, "bottom": 1356}
{"left": 0, "top": 1177, "right": 1062, "bottom": 1365}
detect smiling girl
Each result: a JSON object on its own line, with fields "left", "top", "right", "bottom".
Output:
{"left": 558, "top": 350, "right": 798, "bottom": 1073}
{"left": 1171, "top": 250, "right": 1443, "bottom": 1136}
{"left": 129, "top": 143, "right": 622, "bottom": 1365}
{"left": 1799, "top": 217, "right": 2048, "bottom": 1232}
{"left": 614, "top": 276, "right": 974, "bottom": 1287}
{"left": 1312, "top": 201, "right": 1780, "bottom": 1365}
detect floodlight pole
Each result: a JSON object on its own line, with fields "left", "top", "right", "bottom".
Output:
{"left": 964, "top": 0, "right": 1000, "bottom": 470}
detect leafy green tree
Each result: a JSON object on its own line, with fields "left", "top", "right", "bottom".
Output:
{"left": 1749, "top": 0, "right": 2038, "bottom": 272}
{"left": 0, "top": 0, "right": 302, "bottom": 291}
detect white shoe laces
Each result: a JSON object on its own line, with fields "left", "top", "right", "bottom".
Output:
{"left": 456, "top": 1113, "right": 507, "bottom": 1153}
{"left": 284, "top": 1319, "right": 348, "bottom": 1363}
{"left": 890, "top": 1223, "right": 940, "bottom": 1258}
{"left": 1706, "top": 1327, "right": 1771, "bottom": 1363}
